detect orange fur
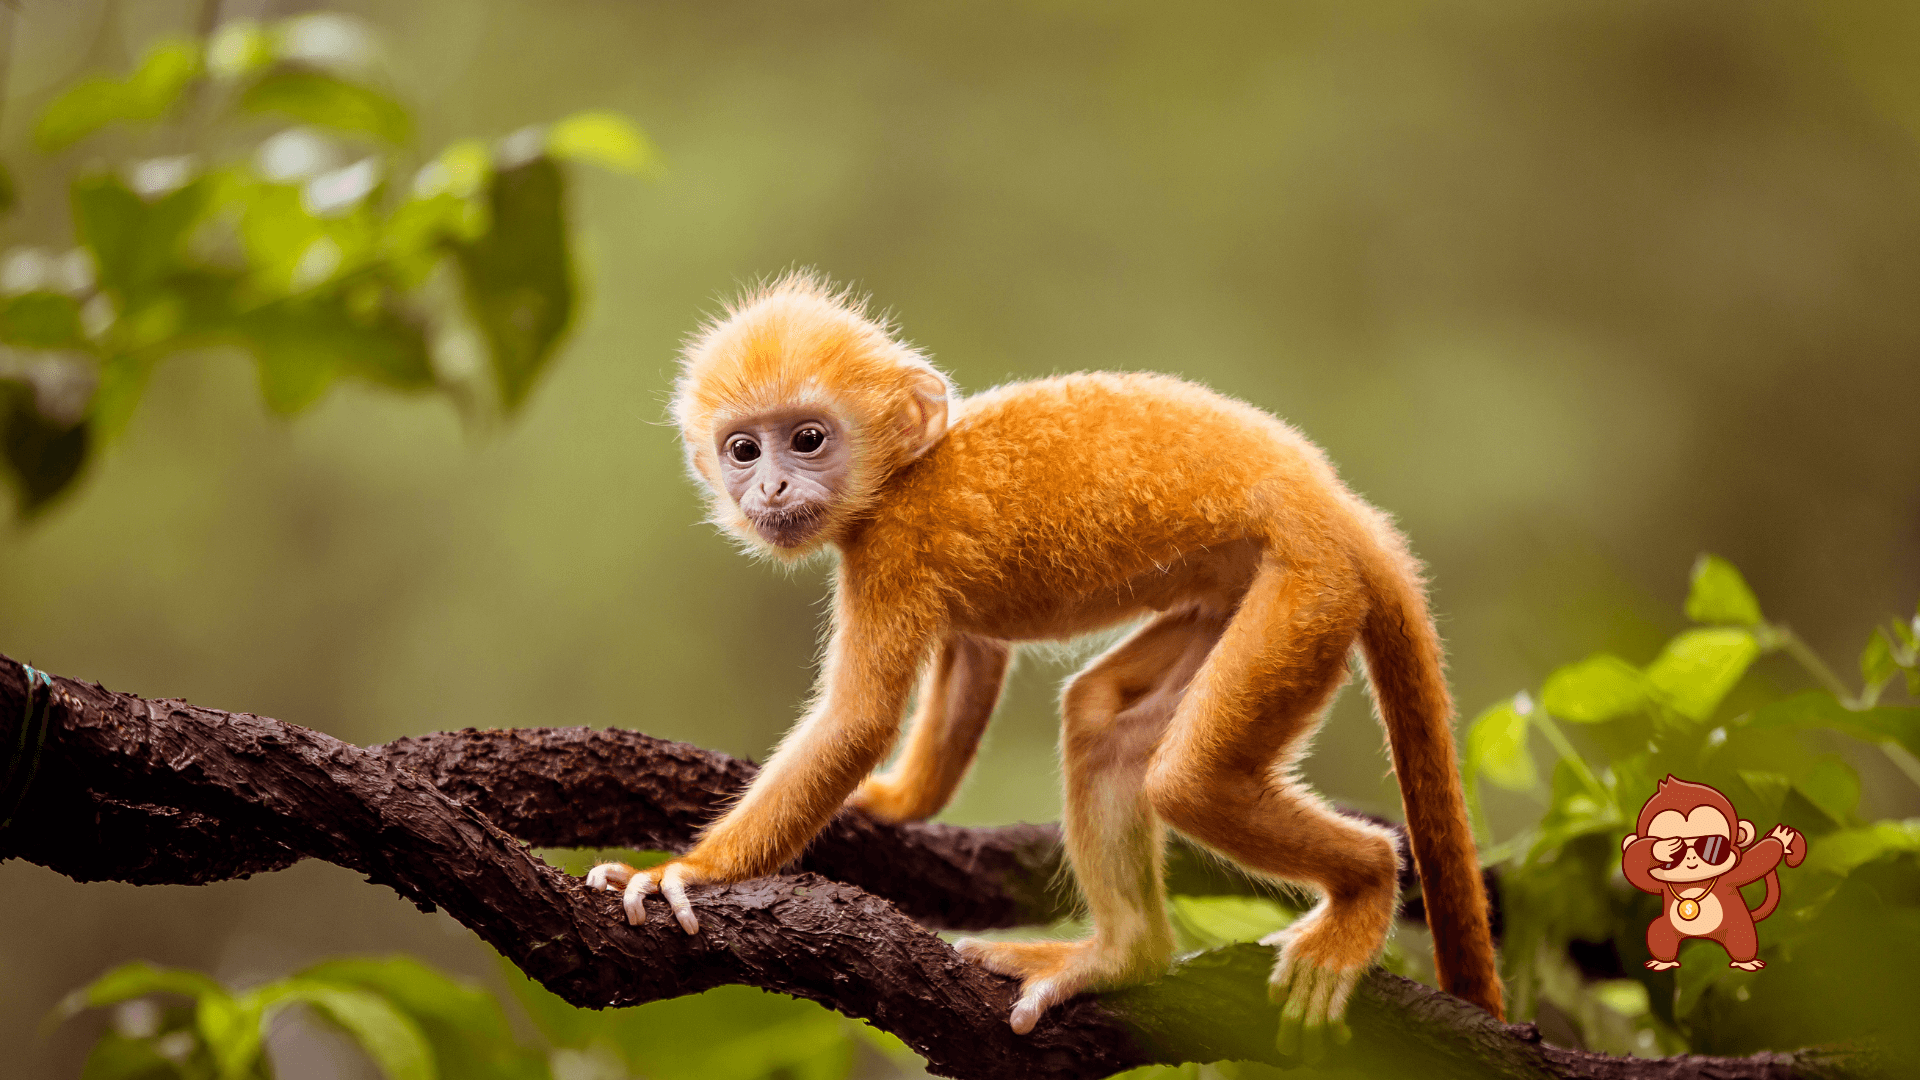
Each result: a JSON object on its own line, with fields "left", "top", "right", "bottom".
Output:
{"left": 607, "top": 273, "right": 1503, "bottom": 1030}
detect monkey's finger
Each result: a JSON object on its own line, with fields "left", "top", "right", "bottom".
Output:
{"left": 622, "top": 872, "right": 658, "bottom": 926}
{"left": 1274, "top": 972, "right": 1311, "bottom": 1058}
{"left": 1327, "top": 968, "right": 1360, "bottom": 1046}
{"left": 1009, "top": 979, "right": 1066, "bottom": 1036}
{"left": 660, "top": 864, "right": 700, "bottom": 935}
{"left": 1298, "top": 967, "right": 1342, "bottom": 1064}
{"left": 585, "top": 862, "right": 634, "bottom": 892}
{"left": 1267, "top": 952, "right": 1301, "bottom": 1006}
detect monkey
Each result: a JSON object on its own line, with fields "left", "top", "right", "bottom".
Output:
{"left": 584, "top": 273, "right": 1503, "bottom": 1049}
{"left": 1621, "top": 776, "right": 1803, "bottom": 972}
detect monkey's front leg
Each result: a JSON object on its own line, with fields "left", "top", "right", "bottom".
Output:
{"left": 588, "top": 619, "right": 924, "bottom": 932}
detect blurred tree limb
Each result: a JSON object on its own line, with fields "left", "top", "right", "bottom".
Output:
{"left": 0, "top": 658, "right": 1873, "bottom": 1080}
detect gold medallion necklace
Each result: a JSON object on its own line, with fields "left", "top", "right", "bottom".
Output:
{"left": 1666, "top": 882, "right": 1710, "bottom": 920}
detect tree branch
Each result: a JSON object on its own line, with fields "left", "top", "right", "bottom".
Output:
{"left": 0, "top": 657, "right": 1870, "bottom": 1080}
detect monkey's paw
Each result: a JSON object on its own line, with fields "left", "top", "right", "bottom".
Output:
{"left": 952, "top": 938, "right": 1158, "bottom": 1035}
{"left": 1260, "top": 921, "right": 1375, "bottom": 1064}
{"left": 1730, "top": 959, "right": 1765, "bottom": 971}
{"left": 844, "top": 775, "right": 922, "bottom": 823}
{"left": 583, "top": 858, "right": 713, "bottom": 933}
{"left": 1645, "top": 959, "right": 1680, "bottom": 971}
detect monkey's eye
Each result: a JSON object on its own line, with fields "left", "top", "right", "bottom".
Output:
{"left": 727, "top": 438, "right": 761, "bottom": 464}
{"left": 791, "top": 427, "right": 826, "bottom": 454}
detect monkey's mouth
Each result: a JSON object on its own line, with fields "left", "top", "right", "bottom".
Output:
{"left": 749, "top": 505, "right": 828, "bottom": 548}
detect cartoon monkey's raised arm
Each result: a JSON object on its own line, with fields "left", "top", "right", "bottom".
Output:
{"left": 1620, "top": 834, "right": 1666, "bottom": 894}
{"left": 1724, "top": 824, "right": 1803, "bottom": 887}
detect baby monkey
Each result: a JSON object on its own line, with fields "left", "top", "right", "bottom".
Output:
{"left": 587, "top": 274, "right": 1502, "bottom": 1049}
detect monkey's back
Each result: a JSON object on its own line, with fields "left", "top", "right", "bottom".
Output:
{"left": 849, "top": 371, "right": 1389, "bottom": 638}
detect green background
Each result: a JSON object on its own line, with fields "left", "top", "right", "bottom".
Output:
{"left": 4, "top": 0, "right": 1919, "bottom": 1075}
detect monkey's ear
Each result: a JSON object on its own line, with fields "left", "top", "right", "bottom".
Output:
{"left": 1738, "top": 820, "right": 1756, "bottom": 847}
{"left": 1622, "top": 833, "right": 1638, "bottom": 852}
{"left": 900, "top": 367, "right": 950, "bottom": 460}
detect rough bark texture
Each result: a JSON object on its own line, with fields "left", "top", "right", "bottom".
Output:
{"left": 0, "top": 658, "right": 1874, "bottom": 1080}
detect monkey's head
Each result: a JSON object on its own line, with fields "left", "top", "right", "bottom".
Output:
{"left": 1625, "top": 776, "right": 1756, "bottom": 883}
{"left": 672, "top": 272, "right": 952, "bottom": 558}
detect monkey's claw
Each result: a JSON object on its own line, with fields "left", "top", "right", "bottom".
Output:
{"left": 585, "top": 860, "right": 704, "bottom": 933}
{"left": 622, "top": 862, "right": 703, "bottom": 933}
{"left": 1264, "top": 932, "right": 1361, "bottom": 1064}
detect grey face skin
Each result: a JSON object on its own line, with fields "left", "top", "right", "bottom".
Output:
{"left": 717, "top": 408, "right": 853, "bottom": 548}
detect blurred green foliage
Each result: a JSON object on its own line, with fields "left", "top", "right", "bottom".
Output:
{"left": 53, "top": 953, "right": 914, "bottom": 1080}
{"left": 0, "top": 12, "right": 653, "bottom": 516}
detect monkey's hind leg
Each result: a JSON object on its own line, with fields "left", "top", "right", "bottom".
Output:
{"left": 955, "top": 610, "right": 1223, "bottom": 1034}
{"left": 847, "top": 635, "right": 1012, "bottom": 822}
{"left": 1645, "top": 918, "right": 1682, "bottom": 970}
{"left": 1144, "top": 559, "right": 1395, "bottom": 1062}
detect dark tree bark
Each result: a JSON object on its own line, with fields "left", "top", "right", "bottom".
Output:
{"left": 0, "top": 658, "right": 1874, "bottom": 1080}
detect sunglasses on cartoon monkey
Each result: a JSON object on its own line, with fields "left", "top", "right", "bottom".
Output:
{"left": 1662, "top": 835, "right": 1729, "bottom": 866}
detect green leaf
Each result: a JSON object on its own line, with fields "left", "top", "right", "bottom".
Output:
{"left": 207, "top": 21, "right": 274, "bottom": 82}
{"left": 263, "top": 982, "right": 435, "bottom": 1080}
{"left": 0, "top": 293, "right": 86, "bottom": 349}
{"left": 55, "top": 962, "right": 228, "bottom": 1023}
{"left": 1540, "top": 654, "right": 1649, "bottom": 723}
{"left": 238, "top": 295, "right": 432, "bottom": 414}
{"left": 239, "top": 69, "right": 410, "bottom": 143}
{"left": 1862, "top": 629, "right": 1899, "bottom": 693}
{"left": 90, "top": 353, "right": 156, "bottom": 445}
{"left": 1646, "top": 627, "right": 1760, "bottom": 721}
{"left": 2, "top": 379, "right": 90, "bottom": 517}
{"left": 196, "top": 994, "right": 264, "bottom": 1080}
{"left": 702, "top": 1014, "right": 856, "bottom": 1080}
{"left": 506, "top": 964, "right": 862, "bottom": 1080}
{"left": 1738, "top": 770, "right": 1792, "bottom": 818}
{"left": 1167, "top": 895, "right": 1293, "bottom": 950}
{"left": 546, "top": 111, "right": 657, "bottom": 175}
{"left": 1467, "top": 699, "right": 1536, "bottom": 790}
{"left": 1527, "top": 759, "right": 1623, "bottom": 862}
{"left": 298, "top": 956, "right": 544, "bottom": 1080}
{"left": 72, "top": 175, "right": 211, "bottom": 303}
{"left": 80, "top": 1032, "right": 183, "bottom": 1080}
{"left": 1798, "top": 758, "right": 1861, "bottom": 824}
{"left": 1592, "top": 979, "right": 1649, "bottom": 1018}
{"left": 1747, "top": 690, "right": 1920, "bottom": 758}
{"left": 37, "top": 40, "right": 203, "bottom": 151}
{"left": 1684, "top": 554, "right": 1763, "bottom": 626}
{"left": 453, "top": 156, "right": 574, "bottom": 412}
{"left": 1803, "top": 819, "right": 1920, "bottom": 877}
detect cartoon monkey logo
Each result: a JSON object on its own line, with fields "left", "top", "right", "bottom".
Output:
{"left": 1621, "top": 776, "right": 1805, "bottom": 971}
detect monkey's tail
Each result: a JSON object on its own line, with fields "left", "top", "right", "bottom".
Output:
{"left": 1748, "top": 870, "right": 1782, "bottom": 922}
{"left": 1358, "top": 559, "right": 1506, "bottom": 1020}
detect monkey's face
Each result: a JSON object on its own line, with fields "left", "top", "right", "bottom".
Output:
{"left": 716, "top": 408, "right": 853, "bottom": 549}
{"left": 1645, "top": 806, "right": 1742, "bottom": 882}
